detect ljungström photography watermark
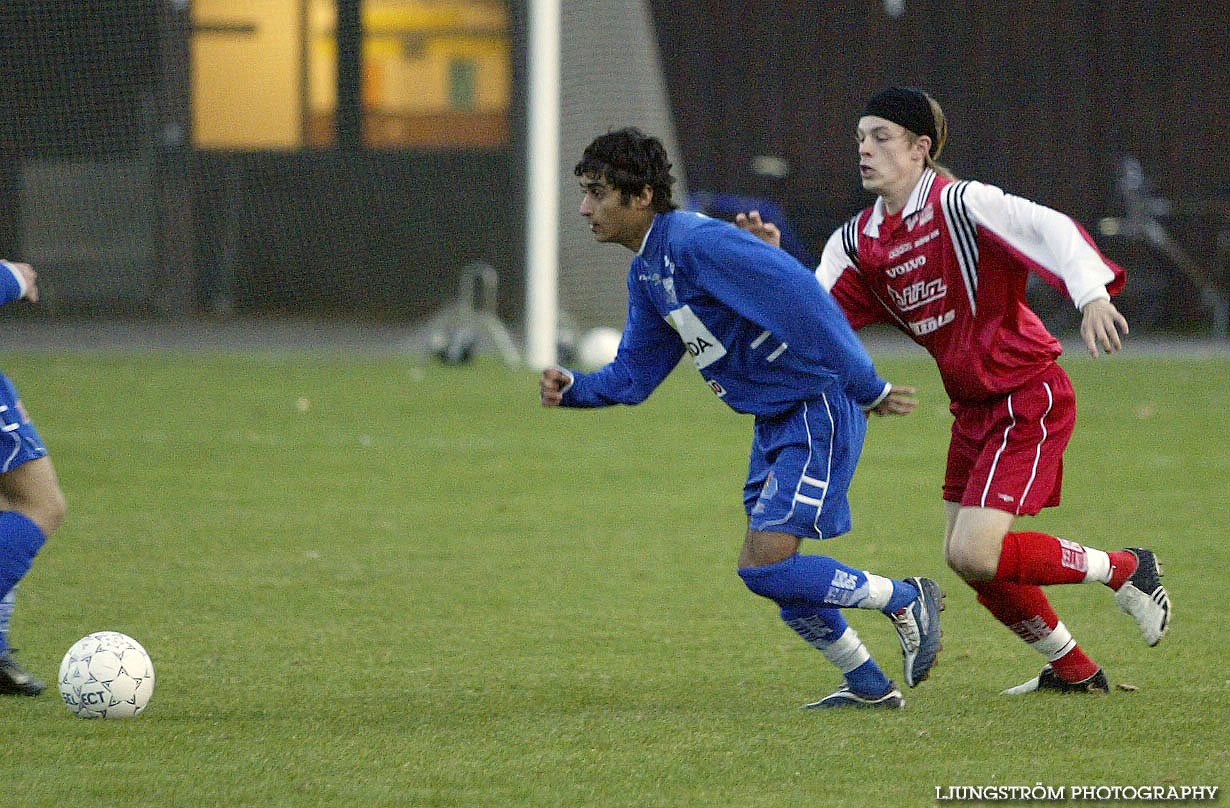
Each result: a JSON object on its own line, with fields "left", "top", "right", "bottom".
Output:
{"left": 934, "top": 784, "right": 1220, "bottom": 802}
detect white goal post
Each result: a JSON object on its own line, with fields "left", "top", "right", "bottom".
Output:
{"left": 522, "top": 0, "right": 683, "bottom": 370}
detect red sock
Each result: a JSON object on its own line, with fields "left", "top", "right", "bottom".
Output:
{"left": 1050, "top": 645, "right": 1100, "bottom": 683}
{"left": 971, "top": 580, "right": 1100, "bottom": 683}
{"left": 1107, "top": 550, "right": 1139, "bottom": 590}
{"left": 972, "top": 580, "right": 1060, "bottom": 639}
{"left": 996, "top": 531, "right": 1089, "bottom": 585}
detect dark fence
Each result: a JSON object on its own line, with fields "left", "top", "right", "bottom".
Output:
{"left": 1, "top": 0, "right": 1226, "bottom": 334}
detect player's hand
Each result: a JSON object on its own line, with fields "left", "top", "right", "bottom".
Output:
{"left": 734, "top": 210, "right": 782, "bottom": 248}
{"left": 1080, "top": 298, "right": 1128, "bottom": 357}
{"left": 539, "top": 367, "right": 571, "bottom": 407}
{"left": 870, "top": 384, "right": 917, "bottom": 417}
{"left": 5, "top": 261, "right": 38, "bottom": 303}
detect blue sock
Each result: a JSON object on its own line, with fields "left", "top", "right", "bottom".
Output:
{"left": 0, "top": 512, "right": 46, "bottom": 623}
{"left": 0, "top": 587, "right": 13, "bottom": 655}
{"left": 882, "top": 578, "right": 921, "bottom": 615}
{"left": 739, "top": 553, "right": 870, "bottom": 608}
{"left": 780, "top": 606, "right": 893, "bottom": 696}
{"left": 845, "top": 658, "right": 894, "bottom": 696}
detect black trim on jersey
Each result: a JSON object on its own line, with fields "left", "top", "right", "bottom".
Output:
{"left": 909, "top": 170, "right": 937, "bottom": 219}
{"left": 847, "top": 220, "right": 912, "bottom": 333}
{"left": 844, "top": 211, "right": 915, "bottom": 333}
{"left": 841, "top": 214, "right": 861, "bottom": 268}
{"left": 941, "top": 181, "right": 980, "bottom": 313}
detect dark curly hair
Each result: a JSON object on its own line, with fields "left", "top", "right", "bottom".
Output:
{"left": 574, "top": 127, "right": 678, "bottom": 213}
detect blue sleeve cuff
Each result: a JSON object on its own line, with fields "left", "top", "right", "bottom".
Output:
{"left": 0, "top": 261, "right": 25, "bottom": 305}
{"left": 859, "top": 380, "right": 893, "bottom": 411}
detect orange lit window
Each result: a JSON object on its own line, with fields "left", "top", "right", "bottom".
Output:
{"left": 191, "top": 0, "right": 511, "bottom": 149}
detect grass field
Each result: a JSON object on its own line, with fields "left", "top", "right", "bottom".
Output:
{"left": 0, "top": 347, "right": 1225, "bottom": 807}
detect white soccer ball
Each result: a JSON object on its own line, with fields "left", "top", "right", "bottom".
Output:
{"left": 577, "top": 326, "right": 621, "bottom": 369}
{"left": 58, "top": 631, "right": 155, "bottom": 719}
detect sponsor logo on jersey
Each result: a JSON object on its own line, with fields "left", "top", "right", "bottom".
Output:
{"left": 886, "top": 228, "right": 940, "bottom": 262}
{"left": 907, "top": 309, "right": 955, "bottom": 336}
{"left": 666, "top": 305, "right": 727, "bottom": 370}
{"left": 707, "top": 379, "right": 727, "bottom": 397}
{"left": 887, "top": 241, "right": 913, "bottom": 260}
{"left": 887, "top": 254, "right": 927, "bottom": 278}
{"left": 661, "top": 275, "right": 678, "bottom": 306}
{"left": 889, "top": 278, "right": 948, "bottom": 311}
{"left": 662, "top": 256, "right": 679, "bottom": 306}
{"left": 905, "top": 203, "right": 935, "bottom": 232}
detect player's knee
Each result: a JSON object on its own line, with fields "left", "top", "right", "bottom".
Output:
{"left": 945, "top": 539, "right": 997, "bottom": 582}
{"left": 28, "top": 486, "right": 67, "bottom": 536}
{"left": 738, "top": 556, "right": 798, "bottom": 602}
{"left": 42, "top": 487, "right": 67, "bottom": 534}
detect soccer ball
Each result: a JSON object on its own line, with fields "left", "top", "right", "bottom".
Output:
{"left": 577, "top": 326, "right": 621, "bottom": 369}
{"left": 58, "top": 631, "right": 155, "bottom": 719}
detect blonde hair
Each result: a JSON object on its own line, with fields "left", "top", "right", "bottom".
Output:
{"left": 913, "top": 93, "right": 955, "bottom": 180}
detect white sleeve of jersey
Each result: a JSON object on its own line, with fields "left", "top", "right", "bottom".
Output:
{"left": 961, "top": 181, "right": 1115, "bottom": 310}
{"left": 815, "top": 227, "right": 851, "bottom": 292}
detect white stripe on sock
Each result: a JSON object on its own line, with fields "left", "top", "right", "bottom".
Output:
{"left": 822, "top": 627, "right": 872, "bottom": 674}
{"left": 855, "top": 574, "right": 893, "bottom": 611}
{"left": 1083, "top": 548, "right": 1111, "bottom": 584}
{"left": 1031, "top": 621, "right": 1077, "bottom": 661}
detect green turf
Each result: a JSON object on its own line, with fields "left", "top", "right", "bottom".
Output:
{"left": 0, "top": 349, "right": 1225, "bottom": 807}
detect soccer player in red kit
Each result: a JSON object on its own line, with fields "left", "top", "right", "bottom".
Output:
{"left": 739, "top": 86, "right": 1171, "bottom": 693}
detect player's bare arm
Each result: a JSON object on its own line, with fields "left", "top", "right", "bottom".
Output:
{"left": 539, "top": 367, "right": 571, "bottom": 407}
{"left": 733, "top": 210, "right": 781, "bottom": 248}
{"left": 1079, "top": 298, "right": 1129, "bottom": 358}
{"left": 870, "top": 384, "right": 917, "bottom": 417}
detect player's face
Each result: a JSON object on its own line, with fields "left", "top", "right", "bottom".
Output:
{"left": 856, "top": 115, "right": 928, "bottom": 200}
{"left": 578, "top": 175, "right": 654, "bottom": 251}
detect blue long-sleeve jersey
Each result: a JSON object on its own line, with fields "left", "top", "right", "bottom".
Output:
{"left": 561, "top": 211, "right": 890, "bottom": 418}
{"left": 0, "top": 261, "right": 25, "bottom": 307}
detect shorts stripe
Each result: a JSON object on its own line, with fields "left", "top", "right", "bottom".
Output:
{"left": 811, "top": 396, "right": 835, "bottom": 533}
{"left": 2, "top": 432, "right": 21, "bottom": 473}
{"left": 748, "top": 390, "right": 862, "bottom": 539}
{"left": 1018, "top": 382, "right": 1054, "bottom": 508}
{"left": 979, "top": 383, "right": 1054, "bottom": 512}
{"left": 800, "top": 474, "right": 829, "bottom": 490}
{"left": 0, "top": 404, "right": 18, "bottom": 433}
{"left": 981, "top": 395, "right": 1016, "bottom": 507}
{"left": 769, "top": 397, "right": 834, "bottom": 532}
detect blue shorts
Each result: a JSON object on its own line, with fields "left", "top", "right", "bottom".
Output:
{"left": 744, "top": 391, "right": 866, "bottom": 540}
{"left": 0, "top": 373, "right": 48, "bottom": 473}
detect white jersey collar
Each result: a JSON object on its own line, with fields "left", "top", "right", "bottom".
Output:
{"left": 636, "top": 215, "right": 660, "bottom": 256}
{"left": 863, "top": 167, "right": 938, "bottom": 238}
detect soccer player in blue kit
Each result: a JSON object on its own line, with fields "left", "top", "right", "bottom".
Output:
{"left": 0, "top": 259, "right": 67, "bottom": 696}
{"left": 539, "top": 128, "right": 944, "bottom": 708}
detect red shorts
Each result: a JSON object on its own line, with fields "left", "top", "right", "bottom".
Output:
{"left": 944, "top": 363, "right": 1076, "bottom": 515}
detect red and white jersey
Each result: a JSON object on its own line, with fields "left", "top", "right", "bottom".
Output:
{"left": 817, "top": 169, "right": 1125, "bottom": 403}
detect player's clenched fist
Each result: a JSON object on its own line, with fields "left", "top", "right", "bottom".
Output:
{"left": 539, "top": 367, "right": 572, "bottom": 407}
